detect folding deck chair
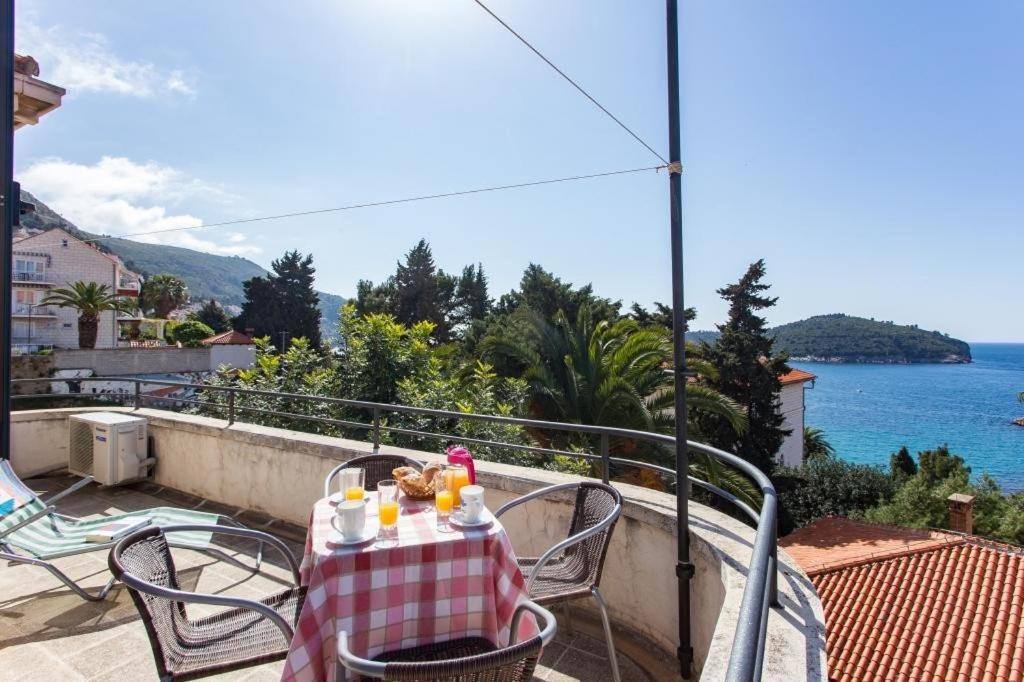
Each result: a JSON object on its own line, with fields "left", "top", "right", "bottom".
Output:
{"left": 0, "top": 460, "right": 263, "bottom": 601}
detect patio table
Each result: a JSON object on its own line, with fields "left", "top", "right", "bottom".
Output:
{"left": 281, "top": 494, "right": 537, "bottom": 681}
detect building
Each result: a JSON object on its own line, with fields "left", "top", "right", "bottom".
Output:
{"left": 781, "top": 513, "right": 1024, "bottom": 681}
{"left": 778, "top": 367, "right": 816, "bottom": 467}
{"left": 11, "top": 227, "right": 141, "bottom": 352}
{"left": 202, "top": 329, "right": 256, "bottom": 368}
{"left": 13, "top": 53, "right": 64, "bottom": 129}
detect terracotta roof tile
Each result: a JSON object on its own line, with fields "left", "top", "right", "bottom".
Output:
{"left": 783, "top": 518, "right": 1024, "bottom": 681}
{"left": 202, "top": 330, "right": 253, "bottom": 345}
{"left": 780, "top": 367, "right": 817, "bottom": 385}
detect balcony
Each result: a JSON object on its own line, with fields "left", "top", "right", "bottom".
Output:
{"left": 4, "top": 394, "right": 826, "bottom": 680}
{"left": 11, "top": 303, "right": 57, "bottom": 316}
{"left": 12, "top": 271, "right": 56, "bottom": 285}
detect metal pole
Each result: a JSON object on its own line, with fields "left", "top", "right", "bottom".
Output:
{"left": 599, "top": 433, "right": 610, "bottom": 484}
{"left": 0, "top": 0, "right": 14, "bottom": 462}
{"left": 372, "top": 408, "right": 381, "bottom": 453}
{"left": 665, "top": 0, "right": 693, "bottom": 676}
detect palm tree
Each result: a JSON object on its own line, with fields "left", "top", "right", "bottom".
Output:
{"left": 41, "top": 282, "right": 134, "bottom": 349}
{"left": 140, "top": 273, "right": 188, "bottom": 319}
{"left": 803, "top": 426, "right": 836, "bottom": 460}
{"left": 483, "top": 306, "right": 755, "bottom": 499}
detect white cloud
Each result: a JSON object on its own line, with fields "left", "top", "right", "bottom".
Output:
{"left": 17, "top": 21, "right": 197, "bottom": 99}
{"left": 18, "top": 156, "right": 260, "bottom": 257}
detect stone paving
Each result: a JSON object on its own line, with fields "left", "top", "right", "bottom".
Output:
{"left": 0, "top": 474, "right": 650, "bottom": 681}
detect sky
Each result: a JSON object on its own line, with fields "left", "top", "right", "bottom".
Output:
{"left": 13, "top": 1, "right": 1024, "bottom": 341}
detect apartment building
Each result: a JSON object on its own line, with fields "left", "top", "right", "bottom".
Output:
{"left": 11, "top": 227, "right": 141, "bottom": 351}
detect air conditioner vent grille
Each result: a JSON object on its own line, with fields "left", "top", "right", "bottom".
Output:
{"left": 68, "top": 420, "right": 94, "bottom": 477}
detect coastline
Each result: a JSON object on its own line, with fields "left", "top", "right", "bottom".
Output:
{"left": 788, "top": 355, "right": 971, "bottom": 365}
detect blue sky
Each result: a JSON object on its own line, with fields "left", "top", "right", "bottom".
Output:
{"left": 13, "top": 1, "right": 1024, "bottom": 341}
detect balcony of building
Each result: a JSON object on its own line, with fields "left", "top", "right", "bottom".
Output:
{"left": 3, "top": 389, "right": 826, "bottom": 680}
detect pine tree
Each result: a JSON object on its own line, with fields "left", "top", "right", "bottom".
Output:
{"left": 234, "top": 251, "right": 321, "bottom": 347}
{"left": 697, "top": 259, "right": 790, "bottom": 473}
{"left": 890, "top": 445, "right": 917, "bottom": 479}
{"left": 454, "top": 263, "right": 492, "bottom": 325}
{"left": 190, "top": 299, "right": 231, "bottom": 333}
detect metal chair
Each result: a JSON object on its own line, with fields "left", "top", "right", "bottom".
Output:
{"left": 108, "top": 524, "right": 306, "bottom": 682}
{"left": 323, "top": 454, "right": 422, "bottom": 497}
{"left": 495, "top": 482, "right": 623, "bottom": 682}
{"left": 337, "top": 600, "right": 557, "bottom": 681}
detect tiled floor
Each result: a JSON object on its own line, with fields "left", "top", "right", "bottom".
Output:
{"left": 0, "top": 474, "right": 648, "bottom": 681}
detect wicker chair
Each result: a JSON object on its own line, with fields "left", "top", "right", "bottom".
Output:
{"left": 495, "top": 482, "right": 623, "bottom": 682}
{"left": 324, "top": 454, "right": 423, "bottom": 497}
{"left": 337, "top": 600, "right": 557, "bottom": 681}
{"left": 108, "top": 524, "right": 307, "bottom": 682}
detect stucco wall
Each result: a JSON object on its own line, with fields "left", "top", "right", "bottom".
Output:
{"left": 778, "top": 383, "right": 806, "bottom": 468}
{"left": 9, "top": 407, "right": 825, "bottom": 680}
{"left": 52, "top": 347, "right": 212, "bottom": 375}
{"left": 209, "top": 344, "right": 255, "bottom": 369}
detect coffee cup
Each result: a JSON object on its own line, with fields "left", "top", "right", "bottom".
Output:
{"left": 337, "top": 499, "right": 366, "bottom": 540}
{"left": 460, "top": 485, "right": 485, "bottom": 523}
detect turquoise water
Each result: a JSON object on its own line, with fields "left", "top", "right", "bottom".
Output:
{"left": 802, "top": 343, "right": 1024, "bottom": 490}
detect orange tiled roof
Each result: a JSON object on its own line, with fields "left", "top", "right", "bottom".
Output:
{"left": 780, "top": 368, "right": 817, "bottom": 385}
{"left": 782, "top": 518, "right": 1024, "bottom": 681}
{"left": 202, "top": 330, "right": 253, "bottom": 345}
{"left": 781, "top": 516, "right": 960, "bottom": 575}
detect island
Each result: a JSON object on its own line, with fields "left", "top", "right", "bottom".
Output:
{"left": 688, "top": 314, "right": 972, "bottom": 364}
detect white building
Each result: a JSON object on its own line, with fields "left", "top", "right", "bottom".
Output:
{"left": 11, "top": 227, "right": 142, "bottom": 352}
{"left": 203, "top": 329, "right": 256, "bottom": 369}
{"left": 777, "top": 368, "right": 817, "bottom": 467}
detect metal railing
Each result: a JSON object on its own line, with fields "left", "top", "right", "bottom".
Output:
{"left": 10, "top": 375, "right": 779, "bottom": 681}
{"left": 11, "top": 303, "right": 55, "bottom": 315}
{"left": 12, "top": 271, "right": 54, "bottom": 283}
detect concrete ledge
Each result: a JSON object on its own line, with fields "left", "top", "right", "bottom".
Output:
{"left": 9, "top": 407, "right": 825, "bottom": 680}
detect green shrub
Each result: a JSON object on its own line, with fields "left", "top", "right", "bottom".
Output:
{"left": 167, "top": 320, "right": 214, "bottom": 348}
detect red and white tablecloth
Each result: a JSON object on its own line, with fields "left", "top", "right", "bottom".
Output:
{"left": 281, "top": 495, "right": 536, "bottom": 681}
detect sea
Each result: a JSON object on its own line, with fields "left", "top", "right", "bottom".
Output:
{"left": 800, "top": 343, "right": 1024, "bottom": 491}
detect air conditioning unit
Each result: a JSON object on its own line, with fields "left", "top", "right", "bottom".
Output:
{"left": 69, "top": 412, "right": 150, "bottom": 486}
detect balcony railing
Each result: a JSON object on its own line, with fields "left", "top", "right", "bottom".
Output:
{"left": 12, "top": 271, "right": 55, "bottom": 284}
{"left": 10, "top": 375, "right": 779, "bottom": 682}
{"left": 11, "top": 303, "right": 56, "bottom": 316}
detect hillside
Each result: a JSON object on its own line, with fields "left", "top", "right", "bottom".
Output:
{"left": 19, "top": 190, "right": 345, "bottom": 338}
{"left": 771, "top": 315, "right": 971, "bottom": 363}
{"left": 687, "top": 314, "right": 970, "bottom": 364}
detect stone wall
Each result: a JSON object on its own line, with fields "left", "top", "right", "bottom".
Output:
{"left": 10, "top": 354, "right": 55, "bottom": 394}
{"left": 9, "top": 407, "right": 826, "bottom": 680}
{"left": 52, "top": 347, "right": 212, "bottom": 375}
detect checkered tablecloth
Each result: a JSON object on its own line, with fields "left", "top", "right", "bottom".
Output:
{"left": 281, "top": 495, "right": 537, "bottom": 681}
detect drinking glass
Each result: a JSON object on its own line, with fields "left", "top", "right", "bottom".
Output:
{"left": 377, "top": 480, "right": 400, "bottom": 546}
{"left": 340, "top": 468, "right": 365, "bottom": 501}
{"left": 434, "top": 466, "right": 454, "bottom": 533}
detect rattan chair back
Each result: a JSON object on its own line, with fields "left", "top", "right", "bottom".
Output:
{"left": 324, "top": 454, "right": 422, "bottom": 496}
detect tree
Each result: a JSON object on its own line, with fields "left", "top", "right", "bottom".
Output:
{"left": 139, "top": 273, "right": 188, "bottom": 319}
{"left": 337, "top": 305, "right": 435, "bottom": 404}
{"left": 483, "top": 305, "right": 747, "bottom": 442}
{"left": 41, "top": 282, "right": 134, "bottom": 349}
{"left": 696, "top": 260, "right": 790, "bottom": 473}
{"left": 234, "top": 251, "right": 321, "bottom": 347}
{"left": 803, "top": 426, "right": 836, "bottom": 460}
{"left": 167, "top": 320, "right": 214, "bottom": 348}
{"left": 190, "top": 299, "right": 231, "bottom": 333}
{"left": 495, "top": 264, "right": 621, "bottom": 323}
{"left": 453, "top": 264, "right": 492, "bottom": 327}
{"left": 628, "top": 302, "right": 695, "bottom": 331}
{"left": 777, "top": 457, "right": 894, "bottom": 531}
{"left": 917, "top": 444, "right": 969, "bottom": 484}
{"left": 889, "top": 445, "right": 917, "bottom": 479}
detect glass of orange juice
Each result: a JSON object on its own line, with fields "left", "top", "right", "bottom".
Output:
{"left": 377, "top": 480, "right": 400, "bottom": 546}
{"left": 340, "top": 468, "right": 365, "bottom": 501}
{"left": 443, "top": 463, "right": 470, "bottom": 509}
{"left": 435, "top": 467, "right": 454, "bottom": 533}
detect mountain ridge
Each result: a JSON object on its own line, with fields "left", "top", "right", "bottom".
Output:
{"left": 18, "top": 190, "right": 345, "bottom": 338}
{"left": 688, "top": 314, "right": 971, "bottom": 364}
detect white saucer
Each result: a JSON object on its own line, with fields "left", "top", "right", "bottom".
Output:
{"left": 328, "top": 492, "right": 370, "bottom": 505}
{"left": 449, "top": 508, "right": 494, "bottom": 529}
{"left": 328, "top": 516, "right": 378, "bottom": 545}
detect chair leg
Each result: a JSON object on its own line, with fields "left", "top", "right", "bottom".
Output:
{"left": 0, "top": 551, "right": 118, "bottom": 602}
{"left": 592, "top": 587, "right": 621, "bottom": 682}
